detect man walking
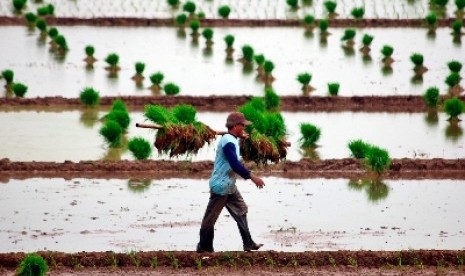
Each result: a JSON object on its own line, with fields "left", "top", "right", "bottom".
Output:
{"left": 197, "top": 112, "right": 265, "bottom": 253}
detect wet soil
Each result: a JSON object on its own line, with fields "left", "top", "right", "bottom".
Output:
{"left": 0, "top": 16, "right": 461, "bottom": 28}
{"left": 2, "top": 95, "right": 465, "bottom": 112}
{"left": 0, "top": 250, "right": 465, "bottom": 275}
{"left": 1, "top": 158, "right": 464, "bottom": 180}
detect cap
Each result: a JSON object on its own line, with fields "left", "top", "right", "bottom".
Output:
{"left": 225, "top": 112, "right": 252, "bottom": 128}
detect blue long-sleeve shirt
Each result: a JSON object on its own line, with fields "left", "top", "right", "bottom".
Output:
{"left": 209, "top": 133, "right": 251, "bottom": 195}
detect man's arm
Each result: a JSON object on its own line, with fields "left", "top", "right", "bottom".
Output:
{"left": 223, "top": 142, "right": 265, "bottom": 189}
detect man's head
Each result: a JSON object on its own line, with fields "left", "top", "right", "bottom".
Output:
{"left": 226, "top": 112, "right": 252, "bottom": 129}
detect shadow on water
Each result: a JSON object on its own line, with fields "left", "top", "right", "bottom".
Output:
{"left": 348, "top": 178, "right": 390, "bottom": 203}
{"left": 127, "top": 178, "right": 152, "bottom": 193}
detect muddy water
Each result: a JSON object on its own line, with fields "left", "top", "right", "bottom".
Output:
{"left": 0, "top": 110, "right": 463, "bottom": 162}
{"left": 0, "top": 177, "right": 464, "bottom": 253}
{"left": 0, "top": 0, "right": 449, "bottom": 19}
{"left": 0, "top": 26, "right": 462, "bottom": 98}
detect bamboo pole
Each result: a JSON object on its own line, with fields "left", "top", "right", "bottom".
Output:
{"left": 136, "top": 122, "right": 227, "bottom": 135}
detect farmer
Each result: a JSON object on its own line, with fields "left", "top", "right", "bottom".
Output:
{"left": 196, "top": 112, "right": 265, "bottom": 253}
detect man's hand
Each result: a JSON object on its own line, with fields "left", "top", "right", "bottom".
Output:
{"left": 239, "top": 130, "right": 249, "bottom": 139}
{"left": 250, "top": 175, "right": 265, "bottom": 189}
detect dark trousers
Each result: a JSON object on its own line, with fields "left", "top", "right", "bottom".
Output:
{"left": 198, "top": 189, "right": 256, "bottom": 252}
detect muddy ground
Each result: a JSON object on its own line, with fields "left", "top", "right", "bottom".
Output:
{"left": 1, "top": 250, "right": 465, "bottom": 275}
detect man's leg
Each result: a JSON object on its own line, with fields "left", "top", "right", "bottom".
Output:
{"left": 198, "top": 193, "right": 226, "bottom": 252}
{"left": 225, "top": 190, "right": 263, "bottom": 251}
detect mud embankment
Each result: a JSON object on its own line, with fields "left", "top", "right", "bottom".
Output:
{"left": 2, "top": 95, "right": 464, "bottom": 112}
{"left": 0, "top": 250, "right": 464, "bottom": 270}
{"left": 0, "top": 16, "right": 462, "bottom": 28}
{"left": 1, "top": 158, "right": 464, "bottom": 180}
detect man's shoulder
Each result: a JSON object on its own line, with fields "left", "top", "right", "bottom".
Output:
{"left": 220, "top": 133, "right": 237, "bottom": 145}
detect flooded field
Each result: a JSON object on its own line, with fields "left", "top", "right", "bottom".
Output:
{"left": 0, "top": 110, "right": 462, "bottom": 162}
{"left": 1, "top": 177, "right": 464, "bottom": 253}
{"left": 0, "top": 0, "right": 455, "bottom": 19}
{"left": 0, "top": 26, "right": 463, "bottom": 98}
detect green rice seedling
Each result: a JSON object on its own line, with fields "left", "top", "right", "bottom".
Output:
{"left": 54, "top": 35, "right": 68, "bottom": 52}
{"left": 106, "top": 109, "right": 130, "bottom": 131}
{"left": 84, "top": 45, "right": 96, "bottom": 65}
{"left": 224, "top": 34, "right": 235, "bottom": 49}
{"left": 189, "top": 20, "right": 200, "bottom": 35}
{"left": 16, "top": 253, "right": 49, "bottom": 276}
{"left": 197, "top": 11, "right": 205, "bottom": 19}
{"left": 202, "top": 28, "right": 214, "bottom": 45}
{"left": 341, "top": 29, "right": 356, "bottom": 46}
{"left": 37, "top": 4, "right": 55, "bottom": 16}
{"left": 348, "top": 139, "right": 371, "bottom": 158}
{"left": 172, "top": 104, "right": 197, "bottom": 124}
{"left": 365, "top": 145, "right": 391, "bottom": 175}
{"left": 319, "top": 19, "right": 329, "bottom": 34}
{"left": 12, "top": 82, "right": 28, "bottom": 97}
{"left": 264, "top": 88, "right": 280, "bottom": 111}
{"left": 47, "top": 27, "right": 58, "bottom": 40}
{"left": 128, "top": 137, "right": 152, "bottom": 160}
{"left": 135, "top": 62, "right": 145, "bottom": 76}
{"left": 445, "top": 72, "right": 461, "bottom": 90}
{"left": 297, "top": 72, "right": 312, "bottom": 93}
{"left": 100, "top": 120, "right": 123, "bottom": 147}
{"left": 448, "top": 60, "right": 462, "bottom": 73}
{"left": 381, "top": 45, "right": 394, "bottom": 64}
{"left": 144, "top": 105, "right": 178, "bottom": 125}
{"left": 410, "top": 53, "right": 427, "bottom": 74}
{"left": 323, "top": 1, "right": 337, "bottom": 14}
{"left": 328, "top": 82, "right": 340, "bottom": 96}
{"left": 299, "top": 123, "right": 321, "bottom": 147}
{"left": 248, "top": 97, "right": 266, "bottom": 112}
{"left": 263, "top": 60, "right": 275, "bottom": 82}
{"left": 183, "top": 1, "right": 196, "bottom": 15}
{"left": 303, "top": 14, "right": 315, "bottom": 29}
{"left": 434, "top": 0, "right": 449, "bottom": 7}
{"left": 451, "top": 20, "right": 463, "bottom": 35}
{"left": 105, "top": 53, "right": 120, "bottom": 72}
{"left": 254, "top": 54, "right": 265, "bottom": 76}
{"left": 218, "top": 5, "right": 231, "bottom": 18}
{"left": 302, "top": 0, "right": 313, "bottom": 5}
{"left": 79, "top": 87, "right": 100, "bottom": 106}
{"left": 1, "top": 69, "right": 14, "bottom": 84}
{"left": 110, "top": 99, "right": 127, "bottom": 112}
{"left": 35, "top": 18, "right": 47, "bottom": 33}
{"left": 175, "top": 13, "right": 187, "bottom": 27}
{"left": 351, "top": 7, "right": 365, "bottom": 19}
{"left": 24, "top": 12, "right": 37, "bottom": 27}
{"left": 149, "top": 72, "right": 164, "bottom": 92}
{"left": 425, "top": 12, "right": 437, "bottom": 31}
{"left": 241, "top": 45, "right": 254, "bottom": 64}
{"left": 444, "top": 97, "right": 465, "bottom": 120}
{"left": 13, "top": 0, "right": 26, "bottom": 13}
{"left": 360, "top": 34, "right": 374, "bottom": 53}
{"left": 457, "top": 0, "right": 465, "bottom": 11}
{"left": 287, "top": 0, "right": 299, "bottom": 9}
{"left": 164, "top": 82, "right": 180, "bottom": 95}
{"left": 167, "top": 0, "right": 179, "bottom": 8}
{"left": 423, "top": 87, "right": 440, "bottom": 108}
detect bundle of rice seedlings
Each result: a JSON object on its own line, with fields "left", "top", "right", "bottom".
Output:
{"left": 238, "top": 99, "right": 288, "bottom": 164}
{"left": 144, "top": 104, "right": 216, "bottom": 157}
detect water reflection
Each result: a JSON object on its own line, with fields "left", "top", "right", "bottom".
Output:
{"left": 381, "top": 66, "right": 393, "bottom": 76}
{"left": 176, "top": 29, "right": 186, "bottom": 39}
{"left": 79, "top": 108, "right": 99, "bottom": 128}
{"left": 348, "top": 179, "right": 390, "bottom": 202}
{"left": 202, "top": 46, "right": 213, "bottom": 58}
{"left": 445, "top": 120, "right": 463, "bottom": 141}
{"left": 341, "top": 45, "right": 355, "bottom": 57}
{"left": 242, "top": 63, "right": 254, "bottom": 75}
{"left": 304, "top": 30, "right": 314, "bottom": 39}
{"left": 299, "top": 146, "right": 320, "bottom": 160}
{"left": 410, "top": 74, "right": 423, "bottom": 85}
{"left": 426, "top": 30, "right": 436, "bottom": 40}
{"left": 127, "top": 178, "right": 152, "bottom": 193}
{"left": 424, "top": 110, "right": 439, "bottom": 126}
{"left": 101, "top": 135, "right": 128, "bottom": 161}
